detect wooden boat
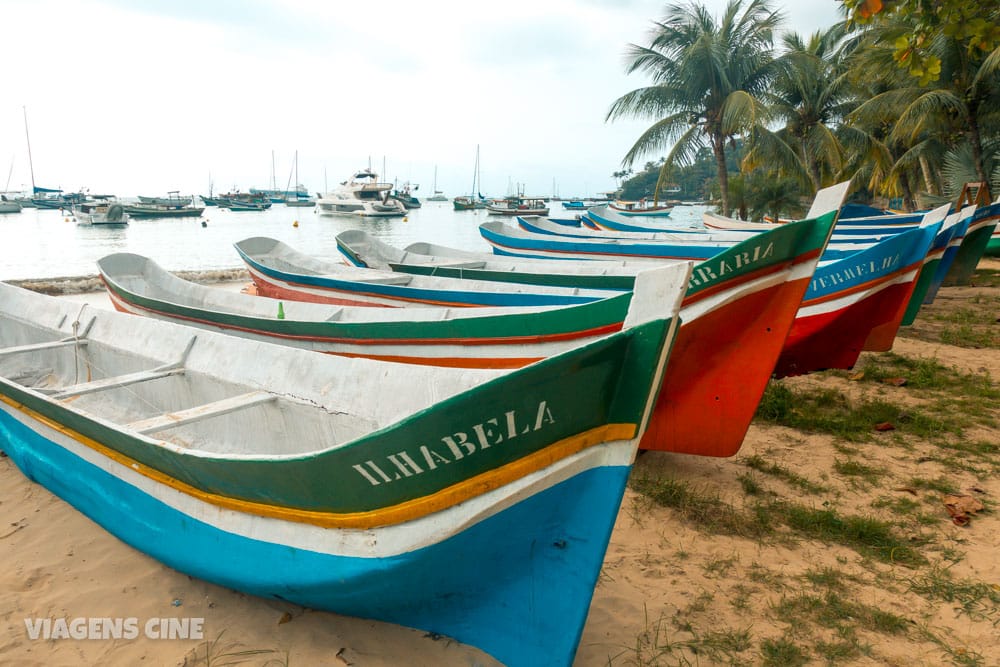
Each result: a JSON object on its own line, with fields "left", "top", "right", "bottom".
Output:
{"left": 703, "top": 208, "right": 925, "bottom": 235}
{"left": 480, "top": 216, "right": 865, "bottom": 262}
{"left": 0, "top": 197, "right": 21, "bottom": 213}
{"left": 452, "top": 195, "right": 486, "bottom": 210}
{"left": 901, "top": 206, "right": 972, "bottom": 325}
{"left": 487, "top": 197, "right": 550, "bottom": 216}
{"left": 941, "top": 184, "right": 1000, "bottom": 285}
{"left": 0, "top": 265, "right": 688, "bottom": 667}
{"left": 224, "top": 199, "right": 271, "bottom": 211}
{"left": 915, "top": 206, "right": 977, "bottom": 305}
{"left": 588, "top": 206, "right": 718, "bottom": 234}
{"left": 234, "top": 237, "right": 616, "bottom": 308}
{"left": 774, "top": 217, "right": 943, "bottom": 377}
{"left": 138, "top": 193, "right": 193, "bottom": 207}
{"left": 607, "top": 199, "right": 673, "bottom": 216}
{"left": 339, "top": 181, "right": 850, "bottom": 458}
{"left": 987, "top": 226, "right": 1000, "bottom": 257}
{"left": 122, "top": 203, "right": 205, "bottom": 218}
{"left": 98, "top": 253, "right": 670, "bottom": 369}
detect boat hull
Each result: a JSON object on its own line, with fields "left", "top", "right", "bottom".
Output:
{"left": 642, "top": 270, "right": 810, "bottom": 456}
{"left": 0, "top": 400, "right": 631, "bottom": 667}
{"left": 941, "top": 206, "right": 1000, "bottom": 285}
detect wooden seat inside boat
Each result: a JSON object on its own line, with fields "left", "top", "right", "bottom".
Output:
{"left": 354, "top": 274, "right": 413, "bottom": 285}
{"left": 127, "top": 391, "right": 276, "bottom": 435}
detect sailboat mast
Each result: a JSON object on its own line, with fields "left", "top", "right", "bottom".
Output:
{"left": 470, "top": 145, "right": 478, "bottom": 197}
{"left": 22, "top": 106, "right": 36, "bottom": 193}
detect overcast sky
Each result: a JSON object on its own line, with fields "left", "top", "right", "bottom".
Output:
{"left": 2, "top": 0, "right": 843, "bottom": 199}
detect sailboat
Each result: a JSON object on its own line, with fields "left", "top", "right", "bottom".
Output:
{"left": 453, "top": 145, "right": 486, "bottom": 211}
{"left": 23, "top": 106, "right": 78, "bottom": 209}
{"left": 285, "top": 151, "right": 315, "bottom": 207}
{"left": 425, "top": 165, "right": 447, "bottom": 201}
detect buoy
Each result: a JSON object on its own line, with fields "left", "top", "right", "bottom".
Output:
{"left": 277, "top": 301, "right": 285, "bottom": 319}
{"left": 293, "top": 220, "right": 299, "bottom": 228}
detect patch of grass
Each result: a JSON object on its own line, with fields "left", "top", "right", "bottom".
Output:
{"left": 968, "top": 267, "right": 1000, "bottom": 288}
{"left": 702, "top": 555, "right": 738, "bottom": 578}
{"left": 803, "top": 566, "right": 854, "bottom": 593}
{"left": 908, "top": 475, "right": 959, "bottom": 495}
{"left": 748, "top": 562, "right": 786, "bottom": 589}
{"left": 815, "top": 638, "right": 866, "bottom": 663}
{"left": 852, "top": 353, "right": 999, "bottom": 397}
{"left": 937, "top": 311, "right": 999, "bottom": 349}
{"left": 184, "top": 631, "right": 284, "bottom": 667}
{"left": 781, "top": 504, "right": 927, "bottom": 567}
{"left": 907, "top": 566, "right": 1000, "bottom": 622}
{"left": 920, "top": 627, "right": 988, "bottom": 667}
{"left": 628, "top": 475, "right": 775, "bottom": 539}
{"left": 742, "top": 454, "right": 827, "bottom": 494}
{"left": 754, "top": 381, "right": 958, "bottom": 441}
{"left": 773, "top": 591, "right": 909, "bottom": 635}
{"left": 731, "top": 583, "right": 755, "bottom": 611}
{"left": 632, "top": 473, "right": 927, "bottom": 567}
{"left": 760, "top": 636, "right": 809, "bottom": 667}
{"left": 834, "top": 458, "right": 887, "bottom": 485}
{"left": 616, "top": 609, "right": 753, "bottom": 666}
{"left": 737, "top": 471, "right": 764, "bottom": 496}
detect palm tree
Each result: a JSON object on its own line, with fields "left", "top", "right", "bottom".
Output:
{"left": 848, "top": 14, "right": 1000, "bottom": 201}
{"left": 742, "top": 24, "right": 856, "bottom": 195}
{"left": 607, "top": 0, "right": 783, "bottom": 216}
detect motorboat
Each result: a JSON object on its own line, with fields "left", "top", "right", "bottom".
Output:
{"left": 315, "top": 169, "right": 406, "bottom": 217}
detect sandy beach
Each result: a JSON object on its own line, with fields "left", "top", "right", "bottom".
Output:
{"left": 2, "top": 260, "right": 998, "bottom": 666}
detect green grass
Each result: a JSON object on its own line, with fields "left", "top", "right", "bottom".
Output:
{"left": 772, "top": 591, "right": 909, "bottom": 635}
{"left": 630, "top": 475, "right": 927, "bottom": 567}
{"left": 803, "top": 566, "right": 855, "bottom": 593}
{"left": 754, "top": 381, "right": 959, "bottom": 442}
{"left": 618, "top": 609, "right": 753, "bottom": 666}
{"left": 629, "top": 475, "right": 775, "bottom": 539}
{"left": 760, "top": 637, "right": 809, "bottom": 666}
{"left": 833, "top": 458, "right": 887, "bottom": 485}
{"left": 742, "top": 454, "right": 827, "bottom": 494}
{"left": 906, "top": 566, "right": 1000, "bottom": 622}
{"left": 907, "top": 475, "right": 960, "bottom": 495}
{"left": 851, "top": 353, "right": 999, "bottom": 400}
{"left": 781, "top": 505, "right": 927, "bottom": 567}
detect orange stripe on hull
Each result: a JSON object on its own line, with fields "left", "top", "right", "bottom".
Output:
{"left": 252, "top": 280, "right": 398, "bottom": 307}
{"left": 641, "top": 275, "right": 810, "bottom": 457}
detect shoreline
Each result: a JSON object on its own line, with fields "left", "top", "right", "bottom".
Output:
{"left": 6, "top": 268, "right": 249, "bottom": 296}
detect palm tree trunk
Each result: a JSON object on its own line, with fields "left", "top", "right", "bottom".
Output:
{"left": 918, "top": 156, "right": 938, "bottom": 196}
{"left": 966, "top": 110, "right": 988, "bottom": 184}
{"left": 713, "top": 135, "right": 730, "bottom": 216}
{"left": 800, "top": 141, "right": 821, "bottom": 192}
{"left": 900, "top": 171, "right": 916, "bottom": 212}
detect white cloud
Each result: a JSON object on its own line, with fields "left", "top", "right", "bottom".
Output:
{"left": 1, "top": 0, "right": 843, "bottom": 198}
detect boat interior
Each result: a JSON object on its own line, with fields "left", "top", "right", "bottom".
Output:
{"left": 0, "top": 286, "right": 500, "bottom": 456}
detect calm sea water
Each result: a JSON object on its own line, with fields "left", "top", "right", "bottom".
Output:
{"left": 0, "top": 201, "right": 708, "bottom": 281}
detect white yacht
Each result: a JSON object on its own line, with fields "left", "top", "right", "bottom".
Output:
{"left": 315, "top": 170, "right": 406, "bottom": 217}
